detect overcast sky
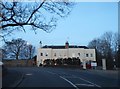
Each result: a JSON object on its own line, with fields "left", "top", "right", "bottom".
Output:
{"left": 2, "top": 2, "right": 118, "bottom": 49}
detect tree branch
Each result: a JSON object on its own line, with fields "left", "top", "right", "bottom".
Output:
{"left": 26, "top": 0, "right": 46, "bottom": 23}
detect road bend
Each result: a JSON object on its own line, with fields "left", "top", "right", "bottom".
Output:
{"left": 7, "top": 67, "right": 118, "bottom": 88}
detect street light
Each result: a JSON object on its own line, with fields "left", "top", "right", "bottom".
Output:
{"left": 113, "top": 58, "right": 116, "bottom": 70}
{"left": 26, "top": 42, "right": 30, "bottom": 59}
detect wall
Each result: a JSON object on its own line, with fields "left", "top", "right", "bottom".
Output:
{"left": 3, "top": 60, "right": 35, "bottom": 67}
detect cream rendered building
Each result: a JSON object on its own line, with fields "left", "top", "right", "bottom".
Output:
{"left": 37, "top": 42, "right": 96, "bottom": 67}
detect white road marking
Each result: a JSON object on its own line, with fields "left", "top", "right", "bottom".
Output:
{"left": 46, "top": 71, "right": 56, "bottom": 75}
{"left": 25, "top": 73, "right": 32, "bottom": 76}
{"left": 75, "top": 83, "right": 95, "bottom": 87}
{"left": 62, "top": 75, "right": 76, "bottom": 78}
{"left": 45, "top": 70, "right": 101, "bottom": 88}
{"left": 60, "top": 76, "right": 79, "bottom": 89}
{"left": 71, "top": 75, "right": 101, "bottom": 88}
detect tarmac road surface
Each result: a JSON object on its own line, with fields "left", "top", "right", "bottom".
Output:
{"left": 2, "top": 67, "right": 119, "bottom": 89}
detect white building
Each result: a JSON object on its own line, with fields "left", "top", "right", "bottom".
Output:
{"left": 37, "top": 42, "right": 96, "bottom": 67}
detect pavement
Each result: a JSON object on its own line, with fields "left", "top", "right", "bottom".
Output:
{"left": 73, "top": 69, "right": 119, "bottom": 80}
{"left": 2, "top": 68, "right": 24, "bottom": 88}
{"left": 89, "top": 69, "right": 118, "bottom": 77}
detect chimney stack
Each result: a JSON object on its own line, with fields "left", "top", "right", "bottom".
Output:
{"left": 65, "top": 41, "right": 69, "bottom": 49}
{"left": 40, "top": 41, "right": 42, "bottom": 48}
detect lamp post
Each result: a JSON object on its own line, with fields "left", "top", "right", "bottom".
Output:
{"left": 113, "top": 58, "right": 116, "bottom": 70}
{"left": 37, "top": 41, "right": 43, "bottom": 67}
{"left": 82, "top": 53, "right": 86, "bottom": 70}
{"left": 26, "top": 42, "right": 30, "bottom": 66}
{"left": 27, "top": 42, "right": 30, "bottom": 59}
{"left": 26, "top": 42, "right": 33, "bottom": 66}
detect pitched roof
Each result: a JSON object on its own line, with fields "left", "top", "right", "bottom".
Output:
{"left": 42, "top": 45, "right": 88, "bottom": 49}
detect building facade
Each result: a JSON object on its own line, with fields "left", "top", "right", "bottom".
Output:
{"left": 37, "top": 42, "right": 96, "bottom": 67}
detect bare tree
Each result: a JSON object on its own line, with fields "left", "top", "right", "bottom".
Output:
{"left": 112, "top": 32, "right": 119, "bottom": 68}
{"left": 88, "top": 31, "right": 118, "bottom": 69}
{"left": 112, "top": 32, "right": 118, "bottom": 54}
{"left": 0, "top": 1, "right": 73, "bottom": 40}
{"left": 3, "top": 38, "right": 35, "bottom": 60}
{"left": 88, "top": 38, "right": 102, "bottom": 66}
{"left": 4, "top": 38, "right": 26, "bottom": 60}
{"left": 21, "top": 44, "right": 35, "bottom": 59}
{"left": 97, "top": 32, "right": 114, "bottom": 69}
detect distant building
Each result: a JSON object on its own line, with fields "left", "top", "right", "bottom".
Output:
{"left": 37, "top": 42, "right": 96, "bottom": 67}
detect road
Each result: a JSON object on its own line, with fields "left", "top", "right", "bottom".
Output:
{"left": 7, "top": 67, "right": 119, "bottom": 88}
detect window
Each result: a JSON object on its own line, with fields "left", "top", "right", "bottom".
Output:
{"left": 46, "top": 53, "right": 48, "bottom": 56}
{"left": 90, "top": 54, "right": 93, "bottom": 57}
{"left": 41, "top": 53, "right": 43, "bottom": 56}
{"left": 78, "top": 53, "right": 80, "bottom": 56}
{"left": 72, "top": 53, "right": 75, "bottom": 57}
{"left": 59, "top": 55, "right": 61, "bottom": 57}
{"left": 86, "top": 54, "right": 89, "bottom": 57}
{"left": 54, "top": 53, "right": 56, "bottom": 57}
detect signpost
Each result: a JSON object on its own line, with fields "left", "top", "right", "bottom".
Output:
{"left": 83, "top": 61, "right": 86, "bottom": 70}
{"left": 91, "top": 62, "right": 97, "bottom": 69}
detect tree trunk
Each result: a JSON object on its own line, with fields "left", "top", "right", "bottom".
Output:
{"left": 16, "top": 54, "right": 19, "bottom": 67}
{"left": 106, "top": 52, "right": 114, "bottom": 70}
